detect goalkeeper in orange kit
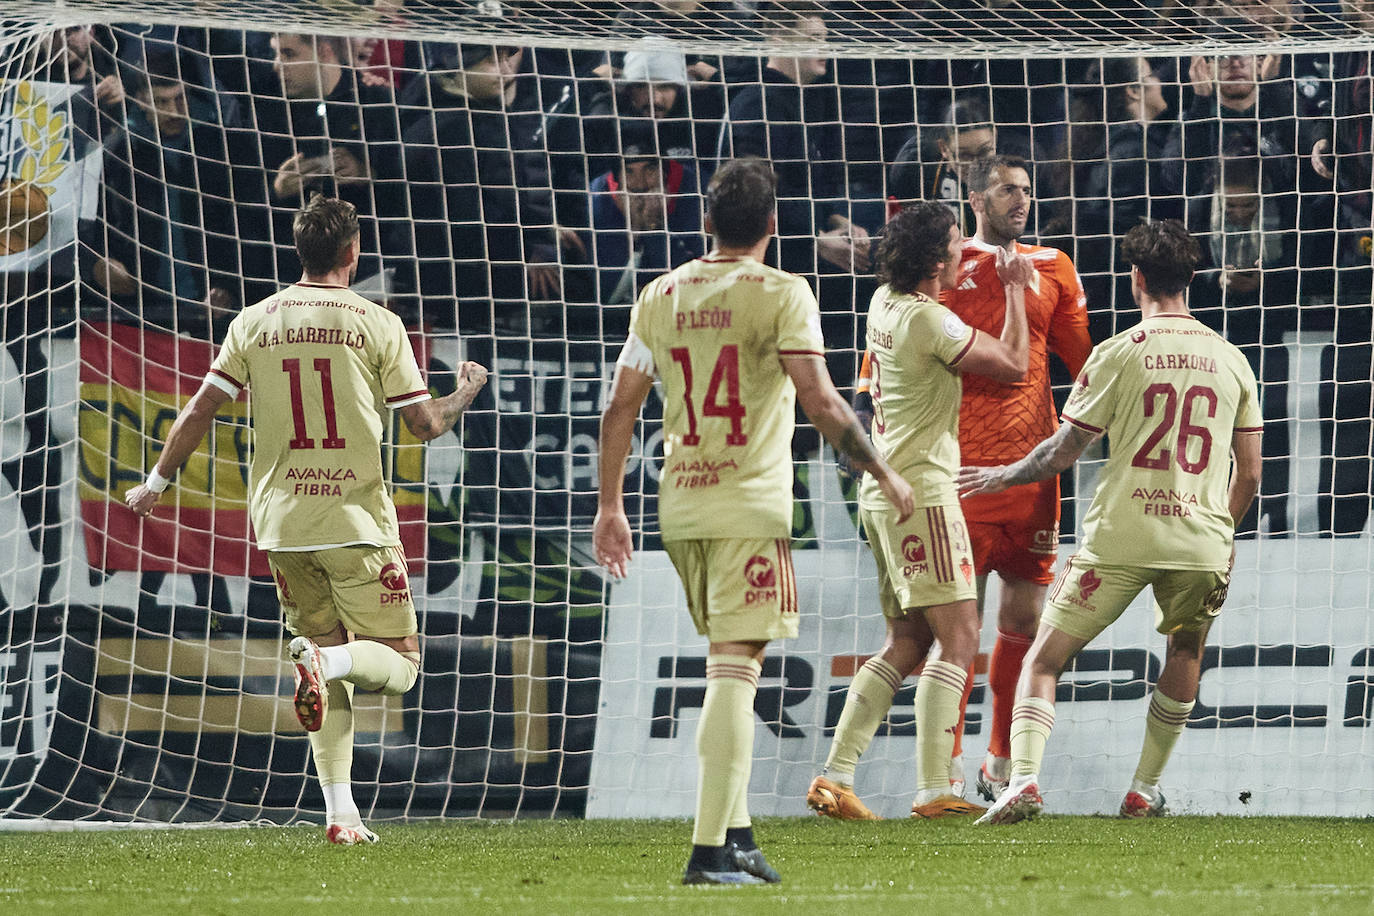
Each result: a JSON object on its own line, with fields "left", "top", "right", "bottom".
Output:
{"left": 824, "top": 154, "right": 1092, "bottom": 814}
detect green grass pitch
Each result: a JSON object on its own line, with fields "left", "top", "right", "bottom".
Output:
{"left": 1, "top": 816, "right": 1371, "bottom": 914}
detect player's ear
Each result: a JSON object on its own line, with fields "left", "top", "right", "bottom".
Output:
{"left": 765, "top": 212, "right": 777, "bottom": 237}
{"left": 339, "top": 233, "right": 360, "bottom": 270}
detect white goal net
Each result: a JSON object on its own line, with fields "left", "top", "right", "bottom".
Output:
{"left": 1, "top": 0, "right": 1373, "bottom": 825}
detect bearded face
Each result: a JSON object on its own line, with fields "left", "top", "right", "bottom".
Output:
{"left": 622, "top": 160, "right": 666, "bottom": 233}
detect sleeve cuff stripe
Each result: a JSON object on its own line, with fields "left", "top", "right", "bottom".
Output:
{"left": 778, "top": 349, "right": 824, "bottom": 356}
{"left": 205, "top": 371, "right": 241, "bottom": 397}
{"left": 949, "top": 329, "right": 978, "bottom": 366}
{"left": 208, "top": 368, "right": 244, "bottom": 389}
{"left": 386, "top": 390, "right": 430, "bottom": 405}
{"left": 1236, "top": 426, "right": 1263, "bottom": 433}
{"left": 1064, "top": 415, "right": 1103, "bottom": 434}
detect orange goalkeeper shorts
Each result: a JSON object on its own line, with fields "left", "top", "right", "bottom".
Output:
{"left": 960, "top": 476, "right": 1060, "bottom": 586}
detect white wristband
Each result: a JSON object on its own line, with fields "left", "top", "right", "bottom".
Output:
{"left": 146, "top": 467, "right": 171, "bottom": 494}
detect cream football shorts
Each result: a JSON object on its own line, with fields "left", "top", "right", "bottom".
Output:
{"left": 268, "top": 544, "right": 418, "bottom": 639}
{"left": 861, "top": 503, "right": 977, "bottom": 617}
{"left": 663, "top": 537, "right": 799, "bottom": 642}
{"left": 1043, "top": 555, "right": 1230, "bottom": 642}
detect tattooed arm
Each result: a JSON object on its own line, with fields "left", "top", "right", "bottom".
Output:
{"left": 957, "top": 420, "right": 1099, "bottom": 496}
{"left": 784, "top": 354, "right": 915, "bottom": 522}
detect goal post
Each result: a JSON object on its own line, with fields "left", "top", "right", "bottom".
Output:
{"left": 1, "top": 0, "right": 1373, "bottom": 826}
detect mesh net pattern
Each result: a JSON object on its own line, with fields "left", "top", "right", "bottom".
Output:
{"left": 0, "top": 1, "right": 1372, "bottom": 824}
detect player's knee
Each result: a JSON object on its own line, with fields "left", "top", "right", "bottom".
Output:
{"left": 382, "top": 651, "right": 420, "bottom": 696}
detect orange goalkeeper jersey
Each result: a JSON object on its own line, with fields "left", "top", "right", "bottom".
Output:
{"left": 858, "top": 238, "right": 1091, "bottom": 466}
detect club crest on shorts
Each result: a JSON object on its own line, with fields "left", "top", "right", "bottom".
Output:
{"left": 1079, "top": 568, "right": 1103, "bottom": 600}
{"left": 744, "top": 555, "right": 776, "bottom": 589}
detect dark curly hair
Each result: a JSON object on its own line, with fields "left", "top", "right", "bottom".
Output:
{"left": 875, "top": 202, "right": 956, "bottom": 295}
{"left": 1121, "top": 219, "right": 1200, "bottom": 297}
{"left": 707, "top": 158, "right": 776, "bottom": 248}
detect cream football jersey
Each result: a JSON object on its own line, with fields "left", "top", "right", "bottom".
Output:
{"left": 208, "top": 282, "right": 431, "bottom": 550}
{"left": 622, "top": 254, "right": 824, "bottom": 541}
{"left": 1063, "top": 313, "right": 1262, "bottom": 569}
{"left": 858, "top": 285, "right": 978, "bottom": 509}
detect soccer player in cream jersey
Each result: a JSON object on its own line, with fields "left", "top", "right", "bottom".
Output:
{"left": 846, "top": 154, "right": 1092, "bottom": 807}
{"left": 126, "top": 196, "right": 488, "bottom": 844}
{"left": 595, "top": 158, "right": 914, "bottom": 885}
{"left": 959, "top": 220, "right": 1262, "bottom": 824}
{"left": 807, "top": 201, "right": 1032, "bottom": 821}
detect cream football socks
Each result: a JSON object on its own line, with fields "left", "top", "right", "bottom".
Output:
{"left": 691, "top": 655, "right": 760, "bottom": 847}
{"left": 309, "top": 679, "right": 359, "bottom": 826}
{"left": 1009, "top": 696, "right": 1056, "bottom": 778}
{"left": 914, "top": 659, "right": 968, "bottom": 795}
{"left": 1131, "top": 690, "right": 1194, "bottom": 792}
{"left": 823, "top": 656, "right": 903, "bottom": 785}
{"left": 320, "top": 641, "right": 419, "bottom": 695}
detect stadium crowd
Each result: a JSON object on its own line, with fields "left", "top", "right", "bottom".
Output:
{"left": 13, "top": 0, "right": 1374, "bottom": 540}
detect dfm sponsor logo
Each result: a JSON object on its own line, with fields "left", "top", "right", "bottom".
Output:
{"left": 647, "top": 645, "right": 1374, "bottom": 738}
{"left": 379, "top": 562, "right": 411, "bottom": 605}
{"left": 901, "top": 534, "right": 928, "bottom": 577}
{"left": 744, "top": 555, "right": 776, "bottom": 605}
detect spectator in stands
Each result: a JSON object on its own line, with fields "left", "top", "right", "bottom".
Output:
{"left": 1303, "top": 0, "right": 1374, "bottom": 534}
{"left": 26, "top": 25, "right": 125, "bottom": 140}
{"left": 717, "top": 2, "right": 861, "bottom": 278}
{"left": 584, "top": 45, "right": 714, "bottom": 176}
{"left": 1188, "top": 154, "right": 1298, "bottom": 315}
{"left": 888, "top": 97, "right": 998, "bottom": 237}
{"left": 1085, "top": 57, "right": 1176, "bottom": 235}
{"left": 1161, "top": 50, "right": 1298, "bottom": 203}
{"left": 1215, "top": 0, "right": 1301, "bottom": 37}
{"left": 1183, "top": 154, "right": 1296, "bottom": 534}
{"left": 1307, "top": 0, "right": 1374, "bottom": 295}
{"left": 89, "top": 56, "right": 246, "bottom": 338}
{"left": 1061, "top": 57, "right": 1178, "bottom": 341}
{"left": 394, "top": 43, "right": 560, "bottom": 333}
{"left": 912, "top": 52, "right": 1063, "bottom": 175}
{"left": 568, "top": 133, "right": 704, "bottom": 337}
{"left": 716, "top": 0, "right": 866, "bottom": 375}
{"left": 258, "top": 32, "right": 404, "bottom": 286}
{"left": 348, "top": 0, "right": 423, "bottom": 92}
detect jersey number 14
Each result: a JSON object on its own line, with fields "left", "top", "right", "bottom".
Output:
{"left": 669, "top": 345, "right": 747, "bottom": 446}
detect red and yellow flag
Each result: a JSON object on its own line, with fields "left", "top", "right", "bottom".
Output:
{"left": 79, "top": 322, "right": 426, "bottom": 576}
